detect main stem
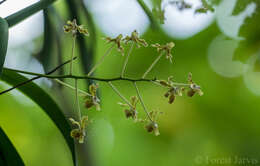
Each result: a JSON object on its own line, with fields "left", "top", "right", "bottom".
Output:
{"left": 121, "top": 42, "right": 135, "bottom": 77}
{"left": 70, "top": 36, "right": 76, "bottom": 75}
{"left": 133, "top": 82, "right": 153, "bottom": 121}
{"left": 5, "top": 68, "right": 155, "bottom": 82}
{"left": 142, "top": 52, "right": 163, "bottom": 79}
{"left": 87, "top": 44, "right": 115, "bottom": 76}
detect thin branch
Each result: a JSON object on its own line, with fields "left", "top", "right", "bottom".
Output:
{"left": 121, "top": 42, "right": 135, "bottom": 77}
{"left": 0, "top": 57, "right": 77, "bottom": 95}
{"left": 133, "top": 82, "right": 153, "bottom": 121}
{"left": 87, "top": 44, "right": 115, "bottom": 76}
{"left": 54, "top": 79, "right": 91, "bottom": 96}
{"left": 69, "top": 36, "right": 76, "bottom": 75}
{"left": 152, "top": 80, "right": 190, "bottom": 88}
{"left": 142, "top": 52, "right": 163, "bottom": 79}
{"left": 75, "top": 79, "right": 82, "bottom": 120}
{"left": 107, "top": 81, "right": 132, "bottom": 108}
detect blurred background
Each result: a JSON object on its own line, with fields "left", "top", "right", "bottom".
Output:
{"left": 0, "top": 0, "right": 260, "bottom": 166}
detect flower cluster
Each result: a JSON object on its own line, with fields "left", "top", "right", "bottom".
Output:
{"left": 63, "top": 19, "right": 89, "bottom": 36}
{"left": 144, "top": 111, "right": 163, "bottom": 136}
{"left": 85, "top": 84, "right": 100, "bottom": 111}
{"left": 158, "top": 76, "right": 183, "bottom": 104}
{"left": 187, "top": 73, "right": 204, "bottom": 97}
{"left": 104, "top": 30, "right": 149, "bottom": 56}
{"left": 157, "top": 73, "right": 203, "bottom": 104}
{"left": 118, "top": 96, "right": 139, "bottom": 120}
{"left": 69, "top": 116, "right": 89, "bottom": 143}
{"left": 124, "top": 30, "right": 148, "bottom": 48}
{"left": 104, "top": 34, "right": 124, "bottom": 56}
{"left": 151, "top": 42, "right": 175, "bottom": 63}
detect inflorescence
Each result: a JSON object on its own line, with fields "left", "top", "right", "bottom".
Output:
{"left": 1, "top": 19, "right": 203, "bottom": 143}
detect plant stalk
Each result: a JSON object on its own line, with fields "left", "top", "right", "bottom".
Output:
{"left": 142, "top": 52, "right": 163, "bottom": 78}
{"left": 87, "top": 44, "right": 115, "bottom": 76}
{"left": 133, "top": 82, "right": 153, "bottom": 121}
{"left": 70, "top": 36, "right": 76, "bottom": 75}
{"left": 54, "top": 79, "right": 91, "bottom": 96}
{"left": 108, "top": 81, "right": 132, "bottom": 108}
{"left": 75, "top": 79, "right": 82, "bottom": 120}
{"left": 121, "top": 42, "right": 135, "bottom": 77}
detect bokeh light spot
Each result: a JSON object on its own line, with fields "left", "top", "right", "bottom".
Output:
{"left": 208, "top": 35, "right": 247, "bottom": 78}
{"left": 216, "top": 0, "right": 256, "bottom": 40}
{"left": 243, "top": 51, "right": 260, "bottom": 96}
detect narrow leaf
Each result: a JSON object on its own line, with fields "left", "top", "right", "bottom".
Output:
{"left": 5, "top": 0, "right": 56, "bottom": 27}
{"left": 0, "top": 127, "right": 25, "bottom": 166}
{"left": 0, "top": 17, "right": 8, "bottom": 76}
{"left": 0, "top": 68, "right": 76, "bottom": 165}
{"left": 36, "top": 8, "right": 54, "bottom": 72}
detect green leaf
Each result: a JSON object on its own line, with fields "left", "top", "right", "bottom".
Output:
{"left": 0, "top": 68, "right": 76, "bottom": 165}
{"left": 36, "top": 8, "right": 55, "bottom": 72}
{"left": 0, "top": 17, "right": 9, "bottom": 76}
{"left": 0, "top": 127, "right": 25, "bottom": 166}
{"left": 5, "top": 0, "right": 56, "bottom": 27}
